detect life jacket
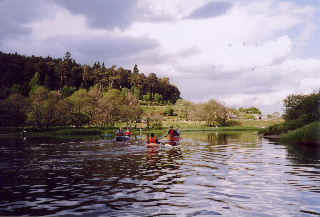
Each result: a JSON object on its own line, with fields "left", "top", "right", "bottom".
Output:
{"left": 169, "top": 129, "right": 179, "bottom": 136}
{"left": 116, "top": 130, "right": 124, "bottom": 136}
{"left": 125, "top": 131, "right": 132, "bottom": 136}
{"left": 149, "top": 136, "right": 157, "bottom": 144}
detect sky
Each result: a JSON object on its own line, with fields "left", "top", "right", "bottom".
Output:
{"left": 1, "top": 0, "right": 320, "bottom": 114}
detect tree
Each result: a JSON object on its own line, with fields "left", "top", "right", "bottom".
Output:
{"left": 29, "top": 72, "right": 41, "bottom": 93}
{"left": 239, "top": 107, "right": 262, "bottom": 114}
{"left": 175, "top": 99, "right": 194, "bottom": 120}
{"left": 154, "top": 93, "right": 163, "bottom": 103}
{"left": 28, "top": 86, "right": 71, "bottom": 129}
{"left": 133, "top": 64, "right": 139, "bottom": 74}
{"left": 143, "top": 92, "right": 152, "bottom": 102}
{"left": 0, "top": 93, "right": 29, "bottom": 126}
{"left": 68, "top": 89, "right": 90, "bottom": 114}
{"left": 69, "top": 113, "right": 90, "bottom": 127}
{"left": 61, "top": 86, "right": 76, "bottom": 98}
{"left": 120, "top": 87, "right": 129, "bottom": 97}
{"left": 10, "top": 84, "right": 23, "bottom": 95}
{"left": 132, "top": 86, "right": 141, "bottom": 100}
{"left": 283, "top": 91, "right": 320, "bottom": 123}
{"left": 193, "top": 99, "right": 231, "bottom": 127}
{"left": 94, "top": 89, "right": 123, "bottom": 127}
{"left": 28, "top": 86, "right": 49, "bottom": 128}
{"left": 120, "top": 92, "right": 143, "bottom": 127}
{"left": 85, "top": 86, "right": 102, "bottom": 123}
{"left": 164, "top": 107, "right": 176, "bottom": 116}
{"left": 144, "top": 111, "right": 163, "bottom": 129}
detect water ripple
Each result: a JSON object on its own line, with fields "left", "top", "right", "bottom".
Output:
{"left": 0, "top": 132, "right": 320, "bottom": 216}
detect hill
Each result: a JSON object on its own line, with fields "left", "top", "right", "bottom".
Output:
{"left": 0, "top": 51, "right": 180, "bottom": 104}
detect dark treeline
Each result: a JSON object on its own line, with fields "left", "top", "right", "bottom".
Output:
{"left": 0, "top": 51, "right": 180, "bottom": 103}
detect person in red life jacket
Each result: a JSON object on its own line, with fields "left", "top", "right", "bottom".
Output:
{"left": 148, "top": 133, "right": 159, "bottom": 144}
{"left": 168, "top": 126, "right": 179, "bottom": 137}
{"left": 116, "top": 128, "right": 124, "bottom": 136}
{"left": 124, "top": 128, "right": 132, "bottom": 136}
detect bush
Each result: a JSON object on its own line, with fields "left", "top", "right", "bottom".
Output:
{"left": 284, "top": 119, "right": 307, "bottom": 131}
{"left": 151, "top": 121, "right": 162, "bottom": 129}
{"left": 69, "top": 113, "right": 90, "bottom": 127}
{"left": 263, "top": 116, "right": 311, "bottom": 136}
{"left": 164, "top": 107, "right": 177, "bottom": 116}
{"left": 224, "top": 120, "right": 241, "bottom": 127}
{"left": 263, "top": 123, "right": 285, "bottom": 135}
{"left": 283, "top": 92, "right": 320, "bottom": 123}
{"left": 280, "top": 121, "right": 320, "bottom": 145}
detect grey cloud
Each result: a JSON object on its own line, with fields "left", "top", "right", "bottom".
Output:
{"left": 54, "top": 0, "right": 138, "bottom": 29}
{"left": 0, "top": 0, "right": 49, "bottom": 41}
{"left": 186, "top": 1, "right": 232, "bottom": 19}
{"left": 123, "top": 47, "right": 202, "bottom": 67}
{"left": 176, "top": 47, "right": 202, "bottom": 58}
{"left": 173, "top": 63, "right": 293, "bottom": 106}
{"left": 135, "top": 6, "right": 176, "bottom": 23}
{"left": 42, "top": 34, "right": 159, "bottom": 65}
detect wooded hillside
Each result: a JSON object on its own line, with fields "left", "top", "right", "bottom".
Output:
{"left": 0, "top": 51, "right": 180, "bottom": 103}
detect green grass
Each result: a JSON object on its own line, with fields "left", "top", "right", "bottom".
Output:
{"left": 24, "top": 127, "right": 108, "bottom": 141}
{"left": 280, "top": 121, "right": 320, "bottom": 146}
{"left": 239, "top": 119, "right": 284, "bottom": 129}
{"left": 261, "top": 118, "right": 312, "bottom": 136}
{"left": 180, "top": 126, "right": 259, "bottom": 132}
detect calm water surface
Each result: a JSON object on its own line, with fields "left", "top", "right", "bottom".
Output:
{"left": 0, "top": 131, "right": 320, "bottom": 217}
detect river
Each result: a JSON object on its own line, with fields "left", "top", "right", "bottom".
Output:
{"left": 0, "top": 131, "right": 320, "bottom": 216}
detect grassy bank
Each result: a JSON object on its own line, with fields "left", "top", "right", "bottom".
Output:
{"left": 0, "top": 118, "right": 278, "bottom": 140}
{"left": 21, "top": 127, "right": 114, "bottom": 141}
{"left": 280, "top": 122, "right": 320, "bottom": 146}
{"left": 259, "top": 118, "right": 307, "bottom": 136}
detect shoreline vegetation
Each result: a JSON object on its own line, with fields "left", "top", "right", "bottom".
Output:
{"left": 261, "top": 91, "right": 320, "bottom": 147}
{"left": 0, "top": 119, "right": 279, "bottom": 141}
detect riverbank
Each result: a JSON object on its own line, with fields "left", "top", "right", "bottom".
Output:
{"left": 0, "top": 125, "right": 262, "bottom": 140}
{"left": 0, "top": 118, "right": 284, "bottom": 141}
{"left": 280, "top": 122, "right": 320, "bottom": 146}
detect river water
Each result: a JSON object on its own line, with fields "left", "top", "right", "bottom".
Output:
{"left": 0, "top": 131, "right": 320, "bottom": 217}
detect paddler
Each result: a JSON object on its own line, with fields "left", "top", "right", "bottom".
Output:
{"left": 125, "top": 128, "right": 132, "bottom": 136}
{"left": 167, "top": 126, "right": 180, "bottom": 137}
{"left": 148, "top": 133, "right": 159, "bottom": 144}
{"left": 116, "top": 128, "right": 124, "bottom": 136}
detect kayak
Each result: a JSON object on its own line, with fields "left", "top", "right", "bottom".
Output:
{"left": 168, "top": 135, "right": 181, "bottom": 141}
{"left": 116, "top": 136, "right": 130, "bottom": 141}
{"left": 146, "top": 143, "right": 160, "bottom": 148}
{"left": 146, "top": 142, "right": 179, "bottom": 149}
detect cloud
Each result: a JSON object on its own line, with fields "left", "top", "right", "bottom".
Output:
{"left": 53, "top": 0, "right": 138, "bottom": 29}
{"left": 186, "top": 1, "right": 233, "bottom": 19}
{"left": 0, "top": 0, "right": 53, "bottom": 41}
{"left": 0, "top": 0, "right": 319, "bottom": 113}
{"left": 2, "top": 33, "right": 159, "bottom": 66}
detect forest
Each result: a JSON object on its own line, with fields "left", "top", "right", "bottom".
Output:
{"left": 0, "top": 51, "right": 180, "bottom": 103}
{"left": 0, "top": 51, "right": 181, "bottom": 128}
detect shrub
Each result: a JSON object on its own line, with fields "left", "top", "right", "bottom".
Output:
{"left": 280, "top": 121, "right": 320, "bottom": 145}
{"left": 224, "top": 120, "right": 241, "bottom": 127}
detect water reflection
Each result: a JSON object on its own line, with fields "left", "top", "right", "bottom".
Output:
{"left": 183, "top": 131, "right": 261, "bottom": 147}
{"left": 0, "top": 132, "right": 320, "bottom": 216}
